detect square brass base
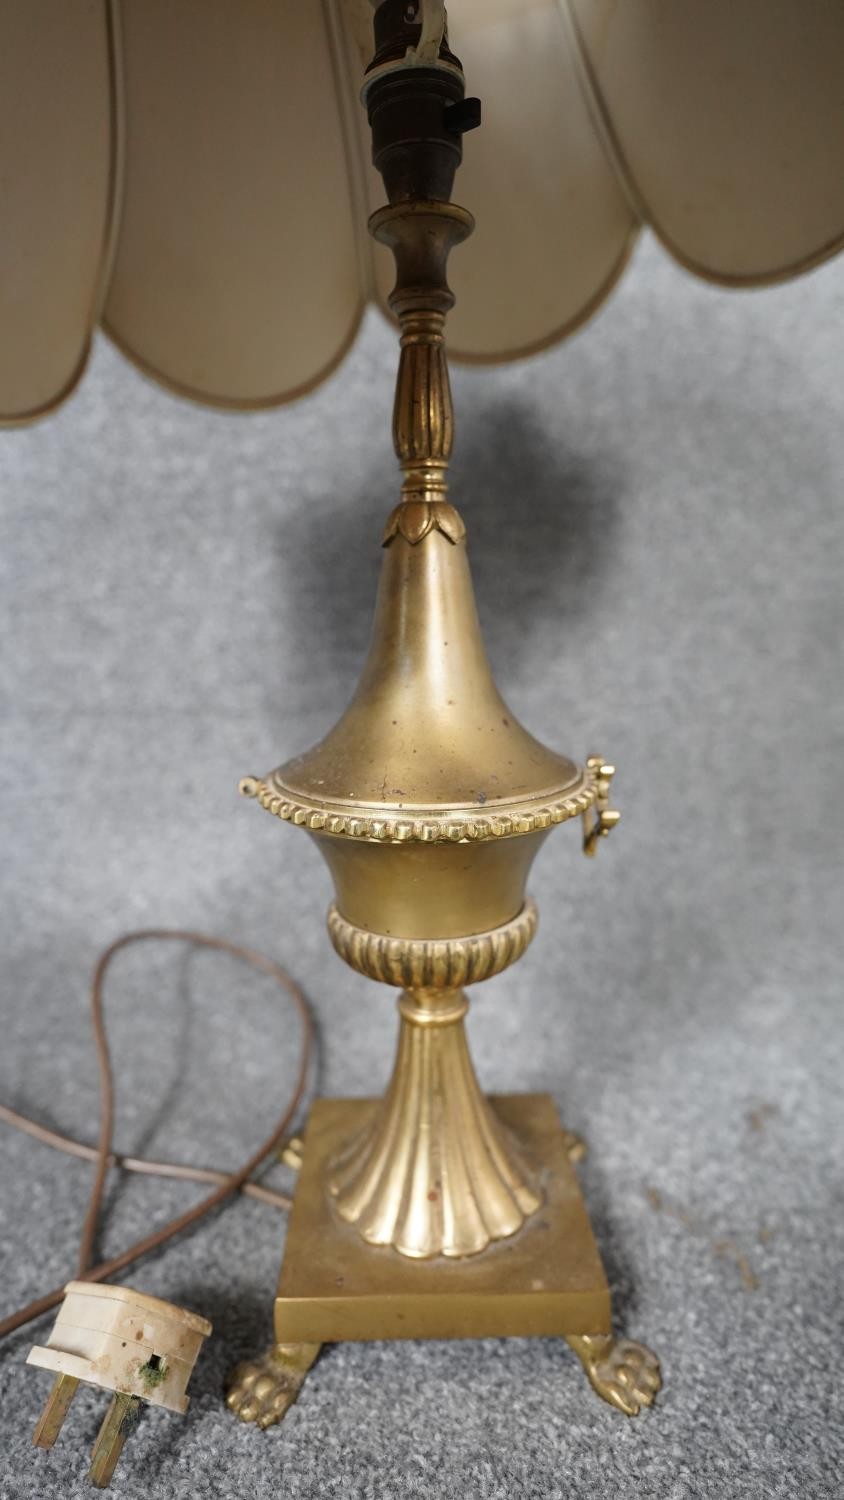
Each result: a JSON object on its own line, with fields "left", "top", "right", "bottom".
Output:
{"left": 275, "top": 1094, "right": 611, "bottom": 1344}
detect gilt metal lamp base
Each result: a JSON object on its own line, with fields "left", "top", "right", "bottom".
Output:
{"left": 278, "top": 1093, "right": 607, "bottom": 1343}
{"left": 227, "top": 1096, "right": 660, "bottom": 1427}
{"left": 228, "top": 3, "right": 661, "bottom": 1436}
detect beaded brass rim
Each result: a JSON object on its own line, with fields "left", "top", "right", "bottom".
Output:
{"left": 239, "top": 768, "right": 598, "bottom": 845}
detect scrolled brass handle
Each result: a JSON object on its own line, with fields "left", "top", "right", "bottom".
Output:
{"left": 582, "top": 756, "right": 620, "bottom": 856}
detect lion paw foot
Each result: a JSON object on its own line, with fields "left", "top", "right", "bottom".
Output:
{"left": 566, "top": 1333, "right": 661, "bottom": 1416}
{"left": 226, "top": 1342, "right": 321, "bottom": 1429}
{"left": 561, "top": 1129, "right": 587, "bottom": 1164}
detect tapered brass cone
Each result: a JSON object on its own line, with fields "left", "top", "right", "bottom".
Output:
{"left": 243, "top": 504, "right": 599, "bottom": 939}
{"left": 240, "top": 499, "right": 607, "bottom": 1256}
{"left": 279, "top": 506, "right": 581, "bottom": 814}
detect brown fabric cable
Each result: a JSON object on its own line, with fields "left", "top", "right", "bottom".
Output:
{"left": 0, "top": 929, "right": 315, "bottom": 1342}
{"left": 0, "top": 1105, "right": 292, "bottom": 1209}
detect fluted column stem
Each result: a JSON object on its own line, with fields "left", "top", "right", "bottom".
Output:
{"left": 327, "top": 984, "right": 542, "bottom": 1260}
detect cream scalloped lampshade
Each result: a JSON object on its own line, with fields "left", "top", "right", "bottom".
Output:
{"left": 2, "top": 0, "right": 843, "bottom": 423}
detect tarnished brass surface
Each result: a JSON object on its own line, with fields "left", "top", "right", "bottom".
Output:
{"left": 370, "top": 200, "right": 472, "bottom": 506}
{"left": 239, "top": 180, "right": 615, "bottom": 960}
{"left": 565, "top": 1333, "right": 662, "bottom": 1416}
{"left": 582, "top": 756, "right": 622, "bottom": 856}
{"left": 326, "top": 898, "right": 538, "bottom": 987}
{"left": 242, "top": 518, "right": 592, "bottom": 845}
{"left": 324, "top": 903, "right": 542, "bottom": 1257}
{"left": 240, "top": 510, "right": 605, "bottom": 936}
{"left": 229, "top": 2, "right": 657, "bottom": 1417}
{"left": 241, "top": 199, "right": 595, "bottom": 879}
{"left": 312, "top": 826, "right": 550, "bottom": 940}
{"left": 277, "top": 1136, "right": 305, "bottom": 1171}
{"left": 240, "top": 498, "right": 604, "bottom": 942}
{"left": 88, "top": 1393, "right": 140, "bottom": 1489}
{"left": 275, "top": 1095, "right": 612, "bottom": 1345}
{"left": 240, "top": 160, "right": 621, "bottom": 1259}
{"left": 562, "top": 1128, "right": 588, "bottom": 1164}
{"left": 318, "top": 894, "right": 544, "bottom": 1262}
{"left": 225, "top": 1327, "right": 661, "bottom": 1432}
{"left": 226, "top": 1343, "right": 320, "bottom": 1430}
{"left": 328, "top": 992, "right": 541, "bottom": 1259}
{"left": 32, "top": 1373, "right": 79, "bottom": 1449}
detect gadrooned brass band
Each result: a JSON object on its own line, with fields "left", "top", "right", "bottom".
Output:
{"left": 326, "top": 899, "right": 538, "bottom": 989}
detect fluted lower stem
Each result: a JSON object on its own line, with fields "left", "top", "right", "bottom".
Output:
{"left": 327, "top": 987, "right": 542, "bottom": 1259}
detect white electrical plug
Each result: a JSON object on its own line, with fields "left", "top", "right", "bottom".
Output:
{"left": 28, "top": 1282, "right": 212, "bottom": 1487}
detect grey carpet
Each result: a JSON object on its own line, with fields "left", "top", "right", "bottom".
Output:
{"left": 1, "top": 233, "right": 842, "bottom": 1498}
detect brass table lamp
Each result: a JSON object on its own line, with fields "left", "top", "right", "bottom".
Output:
{"left": 224, "top": 5, "right": 657, "bottom": 1422}
{"left": 3, "top": 0, "right": 843, "bottom": 1434}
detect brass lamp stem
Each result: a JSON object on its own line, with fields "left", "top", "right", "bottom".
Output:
{"left": 363, "top": 0, "right": 480, "bottom": 508}
{"left": 370, "top": 199, "right": 473, "bottom": 505}
{"left": 329, "top": 985, "right": 540, "bottom": 1260}
{"left": 395, "top": 308, "right": 450, "bottom": 501}
{"left": 240, "top": 5, "right": 618, "bottom": 1260}
{"left": 326, "top": 903, "right": 543, "bottom": 1258}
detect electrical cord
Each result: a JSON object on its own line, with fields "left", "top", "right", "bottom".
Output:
{"left": 0, "top": 1106, "right": 291, "bottom": 1209}
{"left": 0, "top": 929, "right": 315, "bottom": 1342}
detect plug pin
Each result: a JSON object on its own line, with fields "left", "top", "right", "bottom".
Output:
{"left": 89, "top": 1392, "right": 141, "bottom": 1489}
{"left": 32, "top": 1372, "right": 79, "bottom": 1449}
